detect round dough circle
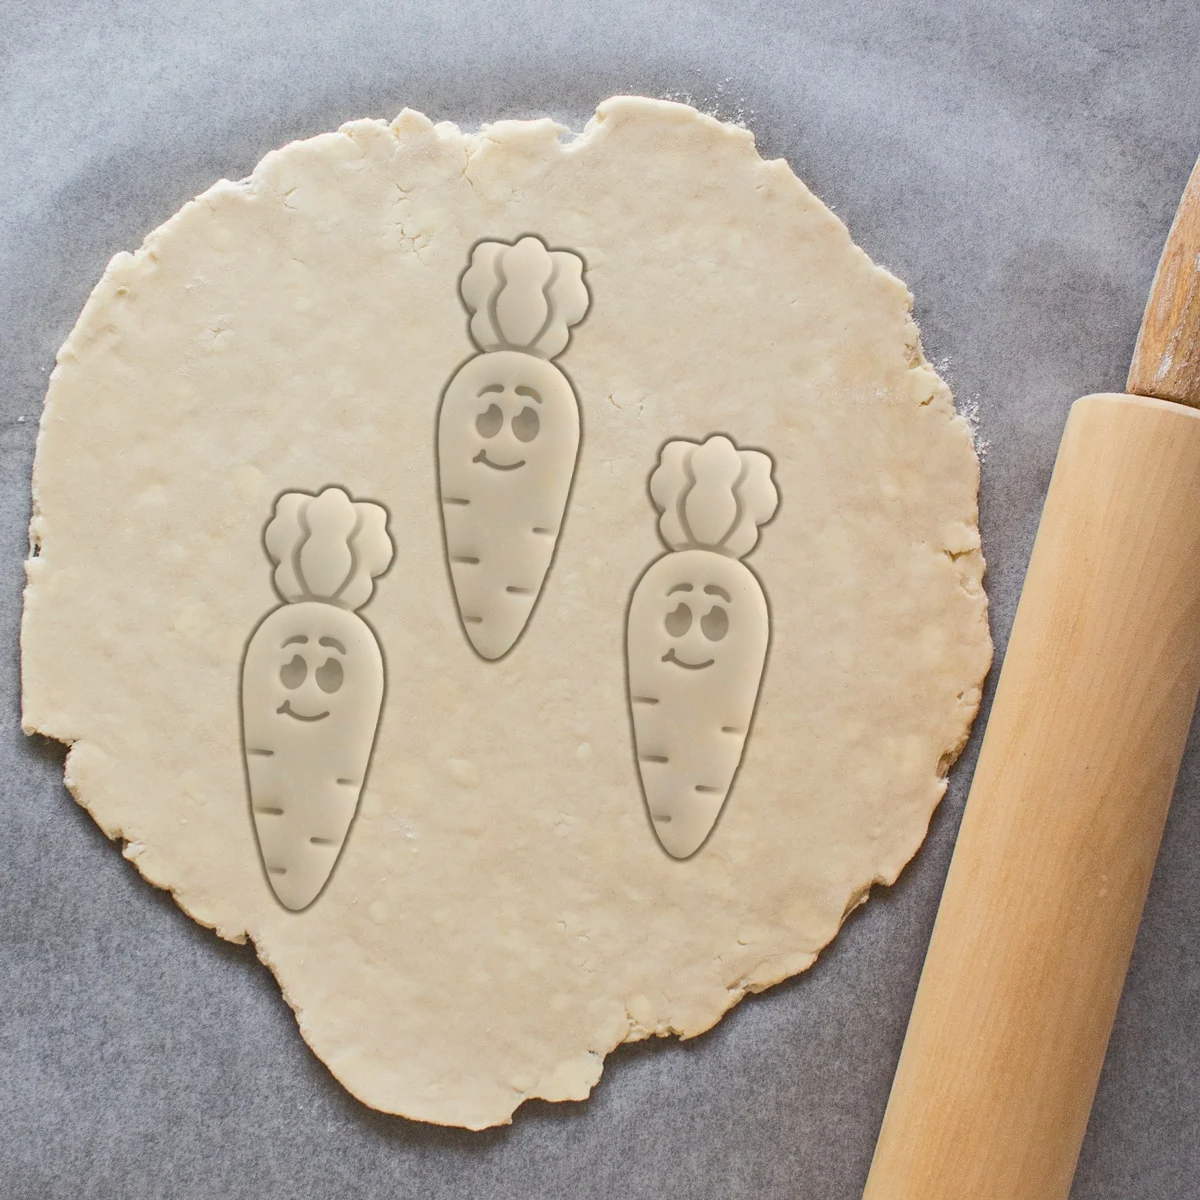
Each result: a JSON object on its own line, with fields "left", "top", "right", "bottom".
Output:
{"left": 22, "top": 97, "right": 991, "bottom": 1128}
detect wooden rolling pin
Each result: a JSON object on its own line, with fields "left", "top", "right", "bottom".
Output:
{"left": 863, "top": 153, "right": 1200, "bottom": 1200}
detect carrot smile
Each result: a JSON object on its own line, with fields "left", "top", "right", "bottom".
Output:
{"left": 473, "top": 450, "right": 526, "bottom": 471}
{"left": 277, "top": 700, "right": 330, "bottom": 722}
{"left": 662, "top": 648, "right": 714, "bottom": 670}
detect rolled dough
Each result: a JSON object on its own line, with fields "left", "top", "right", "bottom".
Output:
{"left": 21, "top": 96, "right": 991, "bottom": 1129}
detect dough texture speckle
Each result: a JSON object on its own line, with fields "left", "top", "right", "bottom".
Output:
{"left": 21, "top": 97, "right": 991, "bottom": 1129}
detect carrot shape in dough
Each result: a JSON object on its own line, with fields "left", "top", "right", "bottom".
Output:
{"left": 627, "top": 436, "right": 778, "bottom": 858}
{"left": 438, "top": 236, "right": 590, "bottom": 660}
{"left": 242, "top": 486, "right": 394, "bottom": 911}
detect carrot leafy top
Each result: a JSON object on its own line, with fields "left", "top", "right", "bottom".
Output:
{"left": 265, "top": 487, "right": 394, "bottom": 610}
{"left": 651, "top": 436, "right": 778, "bottom": 559}
{"left": 460, "top": 235, "right": 589, "bottom": 360}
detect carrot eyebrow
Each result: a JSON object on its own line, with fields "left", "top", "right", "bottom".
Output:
{"left": 515, "top": 386, "right": 541, "bottom": 403}
{"left": 667, "top": 583, "right": 693, "bottom": 594}
{"left": 477, "top": 384, "right": 504, "bottom": 395}
{"left": 704, "top": 585, "right": 732, "bottom": 601}
{"left": 319, "top": 636, "right": 346, "bottom": 654}
{"left": 282, "top": 635, "right": 308, "bottom": 646}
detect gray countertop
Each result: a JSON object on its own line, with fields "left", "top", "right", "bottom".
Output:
{"left": 2, "top": 3, "right": 1198, "bottom": 1197}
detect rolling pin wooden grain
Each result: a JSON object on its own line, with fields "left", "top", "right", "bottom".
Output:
{"left": 863, "top": 153, "right": 1200, "bottom": 1200}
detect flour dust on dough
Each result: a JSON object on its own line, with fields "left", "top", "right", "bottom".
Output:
{"left": 21, "top": 97, "right": 991, "bottom": 1129}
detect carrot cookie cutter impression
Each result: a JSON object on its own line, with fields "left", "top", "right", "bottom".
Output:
{"left": 437, "top": 235, "right": 590, "bottom": 660}
{"left": 242, "top": 487, "right": 394, "bottom": 911}
{"left": 628, "top": 436, "right": 779, "bottom": 858}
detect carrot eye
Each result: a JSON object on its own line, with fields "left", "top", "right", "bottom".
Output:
{"left": 476, "top": 404, "right": 503, "bottom": 438}
{"left": 280, "top": 655, "right": 306, "bottom": 689}
{"left": 512, "top": 405, "right": 540, "bottom": 443}
{"left": 664, "top": 603, "right": 692, "bottom": 637}
{"left": 701, "top": 605, "right": 728, "bottom": 642}
{"left": 315, "top": 657, "right": 343, "bottom": 694}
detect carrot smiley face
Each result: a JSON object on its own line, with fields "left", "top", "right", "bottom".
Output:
{"left": 438, "top": 236, "right": 590, "bottom": 660}
{"left": 242, "top": 487, "right": 394, "bottom": 911}
{"left": 628, "top": 436, "right": 779, "bottom": 859}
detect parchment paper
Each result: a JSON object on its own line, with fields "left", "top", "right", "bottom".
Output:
{"left": 1, "top": 2, "right": 1198, "bottom": 1197}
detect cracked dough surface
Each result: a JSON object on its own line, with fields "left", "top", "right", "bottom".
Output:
{"left": 21, "top": 97, "right": 991, "bottom": 1129}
